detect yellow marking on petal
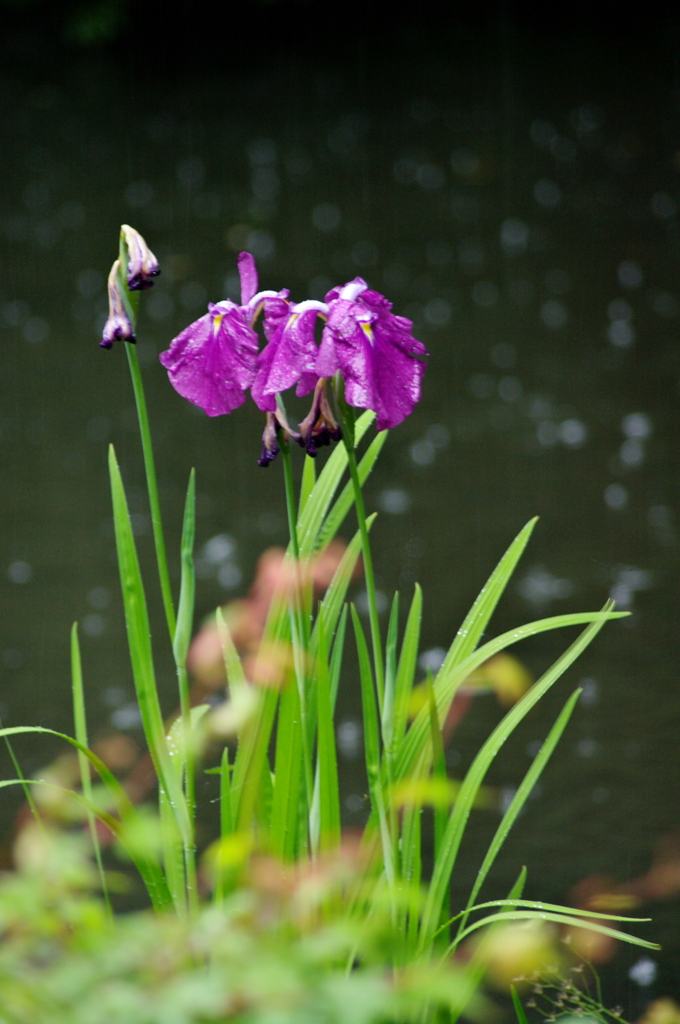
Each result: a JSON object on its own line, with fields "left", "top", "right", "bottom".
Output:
{"left": 213, "top": 314, "right": 223, "bottom": 336}
{"left": 361, "top": 322, "right": 374, "bottom": 344}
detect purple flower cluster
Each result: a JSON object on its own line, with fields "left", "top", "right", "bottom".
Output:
{"left": 157, "top": 252, "right": 428, "bottom": 462}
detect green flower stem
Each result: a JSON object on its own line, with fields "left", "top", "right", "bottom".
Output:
{"left": 279, "top": 433, "right": 314, "bottom": 841}
{"left": 177, "top": 663, "right": 198, "bottom": 915}
{"left": 339, "top": 408, "right": 385, "bottom": 710}
{"left": 125, "top": 342, "right": 176, "bottom": 644}
{"left": 280, "top": 429, "right": 301, "bottom": 562}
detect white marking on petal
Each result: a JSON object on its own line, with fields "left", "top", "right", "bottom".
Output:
{"left": 212, "top": 300, "right": 238, "bottom": 314}
{"left": 340, "top": 280, "right": 367, "bottom": 302}
{"left": 248, "top": 289, "right": 280, "bottom": 308}
{"left": 291, "top": 299, "right": 329, "bottom": 315}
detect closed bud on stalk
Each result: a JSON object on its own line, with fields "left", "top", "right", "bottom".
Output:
{"left": 100, "top": 259, "right": 135, "bottom": 349}
{"left": 121, "top": 224, "right": 160, "bottom": 291}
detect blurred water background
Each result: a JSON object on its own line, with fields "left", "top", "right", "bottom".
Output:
{"left": 1, "top": 1, "right": 679, "bottom": 1008}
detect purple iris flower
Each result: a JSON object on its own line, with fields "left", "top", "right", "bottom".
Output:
{"left": 316, "top": 278, "right": 428, "bottom": 431}
{"left": 159, "top": 253, "right": 282, "bottom": 418}
{"left": 101, "top": 259, "right": 135, "bottom": 349}
{"left": 251, "top": 299, "right": 327, "bottom": 413}
{"left": 121, "top": 224, "right": 160, "bottom": 291}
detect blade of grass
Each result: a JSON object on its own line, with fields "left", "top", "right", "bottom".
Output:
{"left": 454, "top": 910, "right": 659, "bottom": 949}
{"left": 166, "top": 707, "right": 207, "bottom": 914}
{"left": 454, "top": 687, "right": 582, "bottom": 945}
{"left": 0, "top": 729, "right": 139, "bottom": 825}
{"left": 314, "top": 431, "right": 388, "bottom": 554}
{"left": 397, "top": 610, "right": 626, "bottom": 786}
{"left": 309, "top": 605, "right": 348, "bottom": 849}
{"left": 401, "top": 749, "right": 429, "bottom": 957}
{"left": 311, "top": 518, "right": 376, "bottom": 656}
{"left": 448, "top": 898, "right": 650, "bottom": 925}
{"left": 214, "top": 746, "right": 232, "bottom": 904}
{"left": 299, "top": 454, "right": 316, "bottom": 518}
{"left": 216, "top": 607, "right": 248, "bottom": 694}
{"left": 403, "top": 802, "right": 422, "bottom": 954}
{"left": 304, "top": 520, "right": 373, "bottom": 781}
{"left": 220, "top": 746, "right": 233, "bottom": 837}
{"left": 351, "top": 605, "right": 395, "bottom": 889}
{"left": 427, "top": 672, "right": 447, "bottom": 872}
{"left": 510, "top": 987, "right": 529, "bottom": 1024}
{"left": 6, "top": 779, "right": 173, "bottom": 912}
{"left": 280, "top": 435, "right": 314, "bottom": 841}
{"left": 230, "top": 681, "right": 279, "bottom": 831}
{"left": 270, "top": 678, "right": 304, "bottom": 860}
{"left": 297, "top": 410, "right": 375, "bottom": 557}
{"left": 231, "top": 421, "right": 374, "bottom": 835}
{"left": 71, "top": 623, "right": 109, "bottom": 913}
{"left": 340, "top": 398, "right": 385, "bottom": 713}
{"left": 316, "top": 613, "right": 340, "bottom": 851}
{"left": 447, "top": 869, "right": 527, "bottom": 1024}
{"left": 392, "top": 584, "right": 422, "bottom": 752}
{"left": 508, "top": 866, "right": 527, "bottom": 901}
{"left": 173, "top": 469, "right": 196, "bottom": 669}
{"left": 237, "top": 579, "right": 295, "bottom": 783}
{"left": 0, "top": 713, "right": 42, "bottom": 829}
{"left": 173, "top": 470, "right": 196, "bottom": 852}
{"left": 439, "top": 517, "right": 538, "bottom": 676}
{"left": 427, "top": 671, "right": 449, "bottom": 951}
{"left": 329, "top": 605, "right": 348, "bottom": 707}
{"left": 159, "top": 784, "right": 186, "bottom": 915}
{"left": 259, "top": 758, "right": 274, "bottom": 836}
{"left": 419, "top": 606, "right": 617, "bottom": 951}
{"left": 382, "top": 593, "right": 400, "bottom": 754}
{"left": 0, "top": 728, "right": 173, "bottom": 911}
{"left": 108, "top": 444, "right": 190, "bottom": 847}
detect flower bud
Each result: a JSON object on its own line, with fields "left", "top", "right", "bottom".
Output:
{"left": 121, "top": 224, "right": 160, "bottom": 291}
{"left": 100, "top": 259, "right": 135, "bottom": 349}
{"left": 258, "top": 412, "right": 281, "bottom": 467}
{"left": 297, "top": 379, "right": 341, "bottom": 457}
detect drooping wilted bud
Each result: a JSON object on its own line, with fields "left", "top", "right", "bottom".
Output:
{"left": 100, "top": 259, "right": 135, "bottom": 349}
{"left": 297, "top": 379, "right": 341, "bottom": 457}
{"left": 258, "top": 412, "right": 281, "bottom": 467}
{"left": 121, "top": 224, "right": 160, "bottom": 291}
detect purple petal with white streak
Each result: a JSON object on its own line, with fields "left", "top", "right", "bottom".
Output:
{"left": 251, "top": 301, "right": 323, "bottom": 412}
{"left": 159, "top": 301, "right": 258, "bottom": 417}
{"left": 317, "top": 281, "right": 428, "bottom": 430}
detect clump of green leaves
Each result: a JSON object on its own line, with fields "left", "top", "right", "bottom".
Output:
{"left": 0, "top": 227, "right": 659, "bottom": 1021}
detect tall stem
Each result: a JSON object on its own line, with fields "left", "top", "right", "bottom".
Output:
{"left": 280, "top": 433, "right": 315, "bottom": 844}
{"left": 339, "top": 404, "right": 385, "bottom": 710}
{"left": 125, "top": 342, "right": 176, "bottom": 644}
{"left": 177, "top": 661, "right": 198, "bottom": 915}
{"left": 280, "top": 430, "right": 300, "bottom": 563}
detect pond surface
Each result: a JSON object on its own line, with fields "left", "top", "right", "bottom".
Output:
{"left": 1, "top": 14, "right": 679, "bottom": 1007}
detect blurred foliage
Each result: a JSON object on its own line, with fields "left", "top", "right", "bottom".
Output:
{"left": 0, "top": 825, "right": 480, "bottom": 1024}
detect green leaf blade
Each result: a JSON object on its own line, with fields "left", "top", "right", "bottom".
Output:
{"left": 108, "top": 444, "right": 190, "bottom": 847}
{"left": 419, "top": 605, "right": 618, "bottom": 950}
